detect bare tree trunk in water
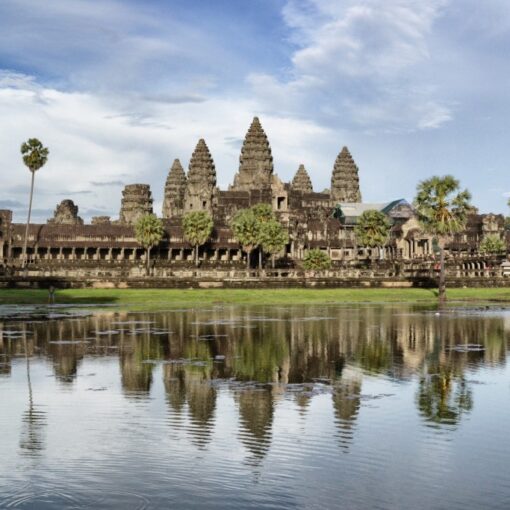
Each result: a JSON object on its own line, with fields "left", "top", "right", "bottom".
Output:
{"left": 439, "top": 245, "right": 446, "bottom": 305}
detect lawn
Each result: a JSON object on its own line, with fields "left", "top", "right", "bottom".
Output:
{"left": 1, "top": 287, "right": 510, "bottom": 307}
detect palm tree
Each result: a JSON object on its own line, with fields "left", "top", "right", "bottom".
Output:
{"left": 182, "top": 211, "right": 213, "bottom": 267}
{"left": 21, "top": 138, "right": 49, "bottom": 266}
{"left": 231, "top": 209, "right": 260, "bottom": 271}
{"left": 414, "top": 175, "right": 472, "bottom": 304}
{"left": 251, "top": 203, "right": 275, "bottom": 269}
{"left": 134, "top": 214, "right": 165, "bottom": 275}
{"left": 354, "top": 209, "right": 391, "bottom": 261}
{"left": 259, "top": 219, "right": 289, "bottom": 269}
{"left": 303, "top": 249, "right": 331, "bottom": 271}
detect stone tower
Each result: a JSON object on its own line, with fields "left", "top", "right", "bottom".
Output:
{"left": 184, "top": 139, "right": 217, "bottom": 212}
{"left": 291, "top": 164, "right": 313, "bottom": 193}
{"left": 231, "top": 117, "right": 273, "bottom": 191}
{"left": 47, "top": 199, "right": 84, "bottom": 225}
{"left": 330, "top": 147, "right": 362, "bottom": 202}
{"left": 119, "top": 184, "right": 153, "bottom": 225}
{"left": 162, "top": 159, "right": 187, "bottom": 218}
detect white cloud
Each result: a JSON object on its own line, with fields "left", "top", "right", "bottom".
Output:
{"left": 250, "top": 0, "right": 452, "bottom": 132}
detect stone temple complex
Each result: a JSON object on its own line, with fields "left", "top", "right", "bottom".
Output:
{"left": 0, "top": 117, "right": 507, "bottom": 280}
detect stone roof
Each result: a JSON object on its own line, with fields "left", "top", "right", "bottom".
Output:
{"left": 47, "top": 199, "right": 83, "bottom": 226}
{"left": 118, "top": 184, "right": 153, "bottom": 225}
{"left": 291, "top": 164, "right": 313, "bottom": 193}
{"left": 334, "top": 199, "right": 410, "bottom": 224}
{"left": 331, "top": 147, "right": 362, "bottom": 202}
{"left": 162, "top": 159, "right": 187, "bottom": 218}
{"left": 187, "top": 139, "right": 216, "bottom": 187}
{"left": 231, "top": 117, "right": 273, "bottom": 191}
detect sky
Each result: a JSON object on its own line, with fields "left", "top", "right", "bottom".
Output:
{"left": 1, "top": 0, "right": 510, "bottom": 222}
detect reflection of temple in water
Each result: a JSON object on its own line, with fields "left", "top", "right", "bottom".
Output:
{"left": 235, "top": 387, "right": 274, "bottom": 464}
{"left": 2, "top": 304, "right": 510, "bottom": 453}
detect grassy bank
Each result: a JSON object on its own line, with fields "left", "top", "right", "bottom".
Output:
{"left": 1, "top": 287, "right": 510, "bottom": 307}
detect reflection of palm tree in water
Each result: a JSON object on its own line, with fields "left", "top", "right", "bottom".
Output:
{"left": 20, "top": 337, "right": 46, "bottom": 455}
{"left": 417, "top": 363, "right": 473, "bottom": 426}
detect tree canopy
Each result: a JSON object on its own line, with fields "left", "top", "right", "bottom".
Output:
{"left": 303, "top": 249, "right": 331, "bottom": 270}
{"left": 414, "top": 175, "right": 472, "bottom": 238}
{"left": 21, "top": 138, "right": 49, "bottom": 172}
{"left": 182, "top": 211, "right": 213, "bottom": 266}
{"left": 259, "top": 220, "right": 289, "bottom": 267}
{"left": 354, "top": 209, "right": 391, "bottom": 248}
{"left": 135, "top": 214, "right": 164, "bottom": 250}
{"left": 479, "top": 234, "right": 506, "bottom": 255}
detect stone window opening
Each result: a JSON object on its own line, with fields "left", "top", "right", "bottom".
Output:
{"left": 277, "top": 196, "right": 286, "bottom": 210}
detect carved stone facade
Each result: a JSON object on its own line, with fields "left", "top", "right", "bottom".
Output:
{"left": 1, "top": 117, "right": 507, "bottom": 269}
{"left": 331, "top": 147, "right": 362, "bottom": 202}
{"left": 162, "top": 159, "right": 186, "bottom": 218}
{"left": 231, "top": 117, "right": 273, "bottom": 192}
{"left": 291, "top": 165, "right": 313, "bottom": 193}
{"left": 184, "top": 139, "right": 217, "bottom": 213}
{"left": 47, "top": 199, "right": 83, "bottom": 226}
{"left": 118, "top": 184, "right": 153, "bottom": 225}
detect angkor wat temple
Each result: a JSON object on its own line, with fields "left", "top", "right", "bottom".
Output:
{"left": 0, "top": 117, "right": 506, "bottom": 269}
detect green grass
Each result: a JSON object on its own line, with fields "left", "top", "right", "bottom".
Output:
{"left": 1, "top": 287, "right": 510, "bottom": 308}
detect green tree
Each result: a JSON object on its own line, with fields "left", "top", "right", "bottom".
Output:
{"left": 231, "top": 209, "right": 260, "bottom": 271}
{"left": 414, "top": 175, "right": 472, "bottom": 304}
{"left": 479, "top": 234, "right": 506, "bottom": 255}
{"left": 251, "top": 203, "right": 275, "bottom": 269}
{"left": 134, "top": 214, "right": 164, "bottom": 274}
{"left": 354, "top": 209, "right": 391, "bottom": 261}
{"left": 21, "top": 138, "right": 49, "bottom": 266}
{"left": 303, "top": 249, "right": 331, "bottom": 271}
{"left": 182, "top": 211, "right": 213, "bottom": 267}
{"left": 259, "top": 220, "right": 289, "bottom": 269}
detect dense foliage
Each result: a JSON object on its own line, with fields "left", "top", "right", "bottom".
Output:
{"left": 479, "top": 234, "right": 506, "bottom": 255}
{"left": 182, "top": 211, "right": 214, "bottom": 266}
{"left": 259, "top": 220, "right": 289, "bottom": 268}
{"left": 135, "top": 214, "right": 165, "bottom": 272}
{"left": 231, "top": 209, "right": 260, "bottom": 270}
{"left": 21, "top": 138, "right": 49, "bottom": 172}
{"left": 354, "top": 209, "right": 391, "bottom": 251}
{"left": 303, "top": 249, "right": 331, "bottom": 271}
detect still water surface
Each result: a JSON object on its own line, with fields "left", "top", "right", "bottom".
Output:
{"left": 1, "top": 303, "right": 510, "bottom": 509}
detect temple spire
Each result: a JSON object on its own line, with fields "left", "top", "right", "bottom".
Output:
{"left": 330, "top": 146, "right": 362, "bottom": 202}
{"left": 291, "top": 164, "right": 313, "bottom": 193}
{"left": 184, "top": 139, "right": 217, "bottom": 212}
{"left": 162, "top": 159, "right": 186, "bottom": 218}
{"left": 231, "top": 117, "right": 273, "bottom": 191}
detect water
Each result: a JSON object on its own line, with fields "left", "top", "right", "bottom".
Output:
{"left": 1, "top": 303, "right": 510, "bottom": 509}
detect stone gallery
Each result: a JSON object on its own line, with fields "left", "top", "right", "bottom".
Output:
{"left": 0, "top": 117, "right": 505, "bottom": 267}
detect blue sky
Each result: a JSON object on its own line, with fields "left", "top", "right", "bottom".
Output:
{"left": 1, "top": 0, "right": 510, "bottom": 222}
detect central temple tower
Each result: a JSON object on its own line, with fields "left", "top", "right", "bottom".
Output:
{"left": 231, "top": 117, "right": 273, "bottom": 192}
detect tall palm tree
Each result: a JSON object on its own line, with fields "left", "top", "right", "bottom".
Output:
{"left": 21, "top": 138, "right": 49, "bottom": 266}
{"left": 231, "top": 208, "right": 260, "bottom": 272}
{"left": 182, "top": 211, "right": 213, "bottom": 267}
{"left": 354, "top": 209, "right": 391, "bottom": 261}
{"left": 414, "top": 175, "right": 472, "bottom": 304}
{"left": 134, "top": 214, "right": 165, "bottom": 275}
{"left": 259, "top": 219, "right": 288, "bottom": 269}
